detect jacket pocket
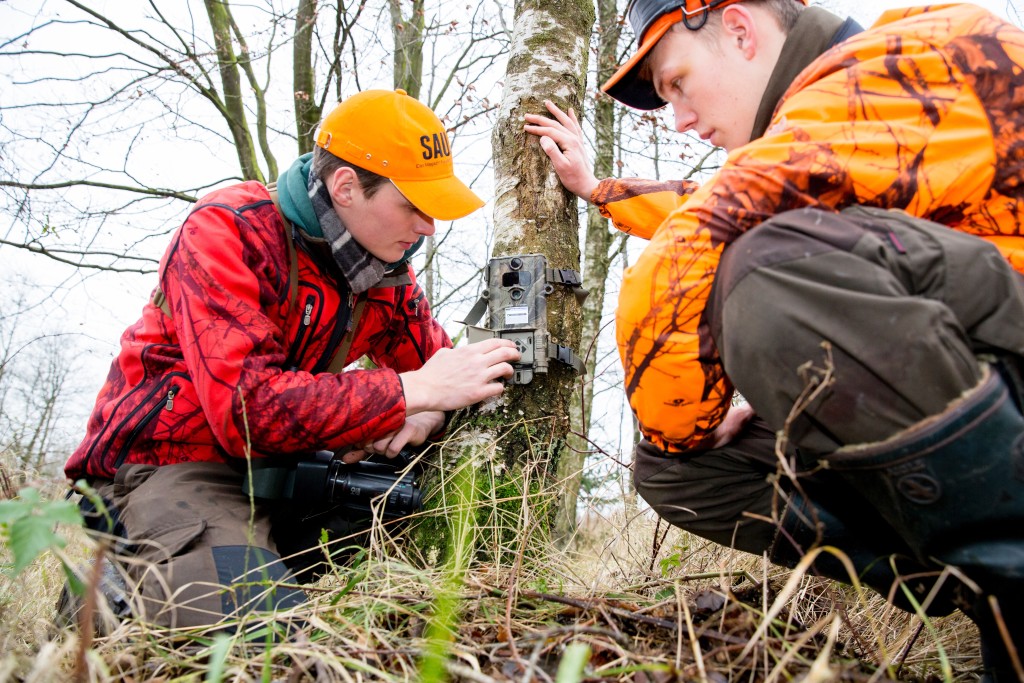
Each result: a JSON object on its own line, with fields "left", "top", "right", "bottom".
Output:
{"left": 111, "top": 372, "right": 188, "bottom": 470}
{"left": 138, "top": 518, "right": 208, "bottom": 565}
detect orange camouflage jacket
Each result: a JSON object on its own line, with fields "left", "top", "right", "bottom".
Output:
{"left": 594, "top": 4, "right": 1024, "bottom": 453}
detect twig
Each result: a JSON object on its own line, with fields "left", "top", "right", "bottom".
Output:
{"left": 525, "top": 637, "right": 555, "bottom": 683}
{"left": 623, "top": 569, "right": 760, "bottom": 594}
{"left": 73, "top": 542, "right": 107, "bottom": 683}
{"left": 988, "top": 595, "right": 1024, "bottom": 681}
{"left": 508, "top": 508, "right": 541, "bottom": 676}
{"left": 895, "top": 620, "right": 925, "bottom": 678}
{"left": 508, "top": 588, "right": 749, "bottom": 647}
{"left": 678, "top": 584, "right": 705, "bottom": 681}
{"left": 0, "top": 461, "right": 14, "bottom": 499}
{"left": 649, "top": 516, "right": 671, "bottom": 573}
{"left": 513, "top": 624, "right": 631, "bottom": 647}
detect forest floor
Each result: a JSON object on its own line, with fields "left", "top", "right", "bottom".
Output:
{"left": 0, "top": 469, "right": 986, "bottom": 683}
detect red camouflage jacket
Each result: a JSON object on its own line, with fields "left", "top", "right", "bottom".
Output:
{"left": 65, "top": 181, "right": 450, "bottom": 481}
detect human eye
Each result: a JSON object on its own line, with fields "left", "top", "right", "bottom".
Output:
{"left": 655, "top": 76, "right": 682, "bottom": 102}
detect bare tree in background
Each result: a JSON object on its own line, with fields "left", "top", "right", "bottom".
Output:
{"left": 0, "top": 291, "right": 83, "bottom": 477}
{"left": 390, "top": 0, "right": 426, "bottom": 95}
{"left": 555, "top": 0, "right": 626, "bottom": 545}
{"left": 3, "top": 1, "right": 290, "bottom": 273}
{"left": 386, "top": 0, "right": 511, "bottom": 312}
{"left": 0, "top": 1, "right": 507, "bottom": 319}
{"left": 294, "top": 0, "right": 322, "bottom": 154}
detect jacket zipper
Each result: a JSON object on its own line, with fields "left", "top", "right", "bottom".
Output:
{"left": 111, "top": 373, "right": 187, "bottom": 470}
{"left": 407, "top": 291, "right": 424, "bottom": 312}
{"left": 286, "top": 293, "right": 318, "bottom": 370}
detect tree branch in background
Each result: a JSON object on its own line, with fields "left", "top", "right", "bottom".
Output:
{"left": 294, "top": 0, "right": 321, "bottom": 153}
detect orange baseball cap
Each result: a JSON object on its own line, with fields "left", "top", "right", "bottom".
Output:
{"left": 602, "top": 0, "right": 807, "bottom": 110}
{"left": 314, "top": 89, "right": 485, "bottom": 221}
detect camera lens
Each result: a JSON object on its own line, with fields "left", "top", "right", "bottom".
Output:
{"left": 329, "top": 464, "right": 423, "bottom": 520}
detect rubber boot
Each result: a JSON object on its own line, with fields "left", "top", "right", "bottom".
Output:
{"left": 769, "top": 492, "right": 959, "bottom": 616}
{"left": 53, "top": 557, "right": 132, "bottom": 636}
{"left": 963, "top": 591, "right": 1024, "bottom": 683}
{"left": 827, "top": 367, "right": 1024, "bottom": 682}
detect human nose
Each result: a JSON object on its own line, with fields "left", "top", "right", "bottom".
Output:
{"left": 414, "top": 213, "right": 435, "bottom": 236}
{"left": 673, "top": 104, "right": 697, "bottom": 134}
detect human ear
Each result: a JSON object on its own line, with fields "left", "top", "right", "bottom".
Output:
{"left": 720, "top": 5, "right": 757, "bottom": 59}
{"left": 327, "top": 166, "right": 359, "bottom": 207}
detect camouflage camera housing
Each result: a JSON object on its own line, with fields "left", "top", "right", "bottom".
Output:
{"left": 464, "top": 253, "right": 585, "bottom": 384}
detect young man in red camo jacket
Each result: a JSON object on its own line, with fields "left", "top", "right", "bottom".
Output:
{"left": 63, "top": 89, "right": 520, "bottom": 629}
{"left": 527, "top": 0, "right": 1024, "bottom": 677}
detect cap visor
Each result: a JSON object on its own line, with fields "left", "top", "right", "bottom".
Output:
{"left": 600, "top": 10, "right": 679, "bottom": 110}
{"left": 394, "top": 176, "right": 485, "bottom": 221}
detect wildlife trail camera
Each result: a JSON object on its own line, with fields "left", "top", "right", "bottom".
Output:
{"left": 461, "top": 253, "right": 587, "bottom": 384}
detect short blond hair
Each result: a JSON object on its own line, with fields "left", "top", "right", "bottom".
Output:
{"left": 696, "top": 0, "right": 803, "bottom": 36}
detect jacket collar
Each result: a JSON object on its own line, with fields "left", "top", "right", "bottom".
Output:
{"left": 750, "top": 7, "right": 863, "bottom": 141}
{"left": 276, "top": 153, "right": 322, "bottom": 237}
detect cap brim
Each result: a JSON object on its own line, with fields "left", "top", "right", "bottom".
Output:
{"left": 601, "top": 9, "right": 681, "bottom": 111}
{"left": 393, "top": 175, "right": 485, "bottom": 221}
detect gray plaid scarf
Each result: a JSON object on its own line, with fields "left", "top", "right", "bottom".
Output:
{"left": 307, "top": 173, "right": 386, "bottom": 294}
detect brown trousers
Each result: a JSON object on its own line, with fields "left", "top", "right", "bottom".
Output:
{"left": 91, "top": 462, "right": 312, "bottom": 629}
{"left": 635, "top": 206, "right": 1024, "bottom": 555}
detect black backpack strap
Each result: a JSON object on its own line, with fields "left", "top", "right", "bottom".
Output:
{"left": 326, "top": 295, "right": 367, "bottom": 374}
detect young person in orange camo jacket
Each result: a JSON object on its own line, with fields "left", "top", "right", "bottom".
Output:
{"left": 62, "top": 89, "right": 520, "bottom": 629}
{"left": 526, "top": 0, "right": 1024, "bottom": 678}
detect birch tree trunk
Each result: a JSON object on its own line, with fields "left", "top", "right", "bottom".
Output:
{"left": 415, "top": 0, "right": 595, "bottom": 563}
{"left": 389, "top": 0, "right": 426, "bottom": 96}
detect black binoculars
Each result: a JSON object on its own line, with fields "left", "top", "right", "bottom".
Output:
{"left": 242, "top": 449, "right": 423, "bottom": 520}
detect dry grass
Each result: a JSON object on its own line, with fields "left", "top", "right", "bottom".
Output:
{"left": 0, "top": 479, "right": 985, "bottom": 683}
